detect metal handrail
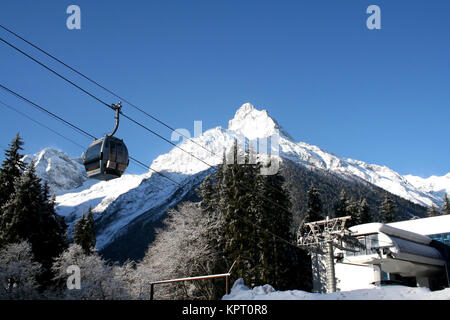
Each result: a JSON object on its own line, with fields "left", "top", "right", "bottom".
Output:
{"left": 149, "top": 260, "right": 238, "bottom": 300}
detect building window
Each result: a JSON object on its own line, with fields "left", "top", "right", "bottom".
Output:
{"left": 381, "top": 271, "right": 390, "bottom": 281}
{"left": 345, "top": 233, "right": 380, "bottom": 256}
{"left": 429, "top": 232, "right": 450, "bottom": 246}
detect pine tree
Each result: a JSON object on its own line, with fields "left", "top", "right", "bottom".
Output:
{"left": 334, "top": 190, "right": 348, "bottom": 218}
{"left": 356, "top": 198, "right": 371, "bottom": 225}
{"left": 305, "top": 184, "right": 323, "bottom": 223}
{"left": 73, "top": 206, "right": 96, "bottom": 255}
{"left": 442, "top": 194, "right": 449, "bottom": 216}
{"left": 427, "top": 205, "right": 440, "bottom": 217}
{"left": 255, "top": 160, "right": 307, "bottom": 290}
{"left": 380, "top": 193, "right": 397, "bottom": 223}
{"left": 0, "top": 133, "right": 26, "bottom": 209}
{"left": 0, "top": 135, "right": 67, "bottom": 289}
{"left": 0, "top": 162, "right": 67, "bottom": 287}
{"left": 0, "top": 162, "right": 43, "bottom": 247}
{"left": 220, "top": 140, "right": 258, "bottom": 283}
{"left": 198, "top": 174, "right": 216, "bottom": 214}
{"left": 35, "top": 181, "right": 68, "bottom": 283}
{"left": 210, "top": 141, "right": 309, "bottom": 291}
{"left": 334, "top": 190, "right": 369, "bottom": 227}
{"left": 213, "top": 152, "right": 228, "bottom": 222}
{"left": 297, "top": 184, "right": 323, "bottom": 282}
{"left": 73, "top": 214, "right": 86, "bottom": 249}
{"left": 345, "top": 197, "right": 360, "bottom": 227}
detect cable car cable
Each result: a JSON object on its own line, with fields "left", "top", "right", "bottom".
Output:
{"left": 0, "top": 25, "right": 286, "bottom": 199}
{"left": 0, "top": 32, "right": 282, "bottom": 194}
{"left": 0, "top": 99, "right": 87, "bottom": 150}
{"left": 120, "top": 113, "right": 212, "bottom": 168}
{"left": 0, "top": 23, "right": 217, "bottom": 158}
{"left": 0, "top": 83, "right": 96, "bottom": 140}
{"left": 0, "top": 36, "right": 113, "bottom": 110}
{"left": 0, "top": 35, "right": 216, "bottom": 168}
{"left": 0, "top": 98, "right": 151, "bottom": 176}
{"left": 0, "top": 29, "right": 301, "bottom": 249}
{"left": 0, "top": 33, "right": 298, "bottom": 224}
{"left": 0, "top": 84, "right": 181, "bottom": 186}
{"left": 1, "top": 83, "right": 298, "bottom": 249}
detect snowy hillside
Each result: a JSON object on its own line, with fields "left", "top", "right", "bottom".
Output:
{"left": 26, "top": 103, "right": 449, "bottom": 254}
{"left": 54, "top": 173, "right": 147, "bottom": 243}
{"left": 223, "top": 278, "right": 450, "bottom": 300}
{"left": 53, "top": 168, "right": 205, "bottom": 250}
{"left": 404, "top": 173, "right": 450, "bottom": 201}
{"left": 22, "top": 148, "right": 87, "bottom": 194}
{"left": 151, "top": 103, "right": 448, "bottom": 207}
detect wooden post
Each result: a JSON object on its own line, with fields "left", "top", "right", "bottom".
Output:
{"left": 150, "top": 283, "right": 154, "bottom": 300}
{"left": 226, "top": 258, "right": 237, "bottom": 295}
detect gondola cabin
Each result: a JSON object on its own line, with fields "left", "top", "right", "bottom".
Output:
{"left": 83, "top": 136, "right": 129, "bottom": 181}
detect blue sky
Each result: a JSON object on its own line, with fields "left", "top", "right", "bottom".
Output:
{"left": 0, "top": 0, "right": 448, "bottom": 177}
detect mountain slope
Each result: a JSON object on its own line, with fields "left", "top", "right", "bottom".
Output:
{"left": 404, "top": 173, "right": 450, "bottom": 201}
{"left": 22, "top": 148, "right": 87, "bottom": 194}
{"left": 150, "top": 103, "right": 447, "bottom": 207}
{"left": 24, "top": 103, "right": 448, "bottom": 262}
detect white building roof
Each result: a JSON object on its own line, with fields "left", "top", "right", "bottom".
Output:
{"left": 349, "top": 223, "right": 432, "bottom": 245}
{"left": 387, "top": 215, "right": 450, "bottom": 236}
{"left": 390, "top": 236, "right": 443, "bottom": 261}
{"left": 346, "top": 223, "right": 445, "bottom": 274}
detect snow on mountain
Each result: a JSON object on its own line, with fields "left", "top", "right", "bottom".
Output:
{"left": 228, "top": 102, "right": 293, "bottom": 140}
{"left": 22, "top": 148, "right": 87, "bottom": 194}
{"left": 52, "top": 167, "right": 200, "bottom": 249}
{"left": 334, "top": 159, "right": 444, "bottom": 207}
{"left": 27, "top": 102, "right": 448, "bottom": 251}
{"left": 151, "top": 102, "right": 447, "bottom": 207}
{"left": 21, "top": 148, "right": 163, "bottom": 248}
{"left": 56, "top": 171, "right": 187, "bottom": 249}
{"left": 228, "top": 103, "right": 448, "bottom": 207}
{"left": 52, "top": 165, "right": 207, "bottom": 250}
{"left": 55, "top": 174, "right": 147, "bottom": 222}
{"left": 404, "top": 173, "right": 450, "bottom": 201}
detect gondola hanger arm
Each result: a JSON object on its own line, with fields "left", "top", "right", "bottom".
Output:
{"left": 108, "top": 102, "right": 122, "bottom": 137}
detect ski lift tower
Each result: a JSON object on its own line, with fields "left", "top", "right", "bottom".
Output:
{"left": 297, "top": 216, "right": 364, "bottom": 293}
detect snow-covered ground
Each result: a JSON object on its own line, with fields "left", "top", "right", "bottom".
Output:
{"left": 223, "top": 278, "right": 450, "bottom": 300}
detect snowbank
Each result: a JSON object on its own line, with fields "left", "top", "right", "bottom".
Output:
{"left": 223, "top": 278, "right": 450, "bottom": 300}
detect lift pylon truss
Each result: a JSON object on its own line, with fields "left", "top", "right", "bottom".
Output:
{"left": 297, "top": 216, "right": 363, "bottom": 253}
{"left": 296, "top": 216, "right": 365, "bottom": 293}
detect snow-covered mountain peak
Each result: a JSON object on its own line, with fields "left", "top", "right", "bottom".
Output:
{"left": 149, "top": 102, "right": 449, "bottom": 208}
{"left": 404, "top": 173, "right": 450, "bottom": 200}
{"left": 22, "top": 102, "right": 449, "bottom": 255}
{"left": 228, "top": 103, "right": 291, "bottom": 140}
{"left": 235, "top": 102, "right": 256, "bottom": 114}
{"left": 23, "top": 148, "right": 87, "bottom": 195}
